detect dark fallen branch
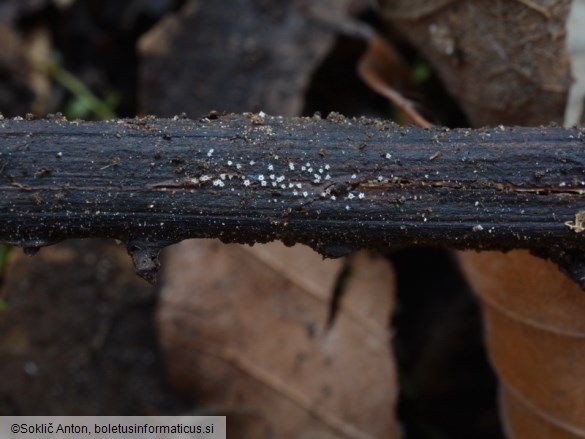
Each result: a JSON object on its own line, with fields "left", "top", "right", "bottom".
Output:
{"left": 1, "top": 113, "right": 585, "bottom": 285}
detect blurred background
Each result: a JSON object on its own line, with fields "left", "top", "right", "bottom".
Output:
{"left": 1, "top": 0, "right": 582, "bottom": 438}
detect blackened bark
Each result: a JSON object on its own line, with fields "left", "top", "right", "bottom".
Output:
{"left": 2, "top": 113, "right": 585, "bottom": 284}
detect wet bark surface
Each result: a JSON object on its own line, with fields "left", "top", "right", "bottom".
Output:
{"left": 2, "top": 113, "right": 585, "bottom": 283}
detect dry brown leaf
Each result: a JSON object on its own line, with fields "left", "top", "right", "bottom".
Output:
{"left": 459, "top": 250, "right": 585, "bottom": 439}
{"left": 138, "top": 0, "right": 354, "bottom": 117}
{"left": 379, "top": 0, "right": 572, "bottom": 126}
{"left": 377, "top": 0, "right": 455, "bottom": 21}
{"left": 158, "top": 240, "right": 399, "bottom": 439}
{"left": 501, "top": 385, "right": 582, "bottom": 439}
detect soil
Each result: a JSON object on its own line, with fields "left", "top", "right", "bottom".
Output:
{"left": 0, "top": 240, "right": 192, "bottom": 415}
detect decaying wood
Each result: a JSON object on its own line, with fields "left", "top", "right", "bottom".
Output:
{"left": 1, "top": 113, "right": 585, "bottom": 284}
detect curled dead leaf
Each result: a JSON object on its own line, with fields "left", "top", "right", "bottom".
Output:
{"left": 379, "top": 0, "right": 572, "bottom": 126}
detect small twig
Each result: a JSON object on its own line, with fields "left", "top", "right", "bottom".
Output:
{"left": 357, "top": 33, "right": 433, "bottom": 128}
{"left": 358, "top": 61, "right": 433, "bottom": 128}
{"left": 1, "top": 115, "right": 585, "bottom": 286}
